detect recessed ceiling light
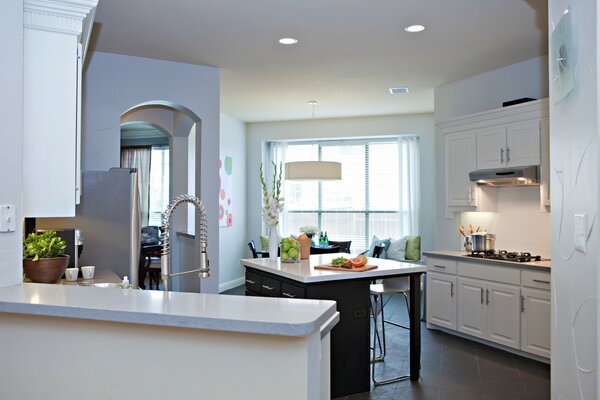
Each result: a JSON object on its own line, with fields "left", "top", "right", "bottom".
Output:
{"left": 404, "top": 24, "right": 425, "bottom": 33}
{"left": 308, "top": 100, "right": 318, "bottom": 106}
{"left": 389, "top": 87, "right": 410, "bottom": 94}
{"left": 279, "top": 37, "right": 298, "bottom": 45}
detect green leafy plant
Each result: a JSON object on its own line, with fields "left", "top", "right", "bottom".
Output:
{"left": 23, "top": 231, "right": 67, "bottom": 261}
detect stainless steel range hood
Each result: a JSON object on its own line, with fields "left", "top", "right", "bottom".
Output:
{"left": 469, "top": 166, "right": 539, "bottom": 186}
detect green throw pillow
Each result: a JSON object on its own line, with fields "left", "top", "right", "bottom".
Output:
{"left": 259, "top": 235, "right": 269, "bottom": 251}
{"left": 405, "top": 235, "right": 421, "bottom": 261}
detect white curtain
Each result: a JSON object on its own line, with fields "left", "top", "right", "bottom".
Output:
{"left": 398, "top": 136, "right": 420, "bottom": 236}
{"left": 121, "top": 146, "right": 152, "bottom": 227}
{"left": 269, "top": 142, "right": 288, "bottom": 235}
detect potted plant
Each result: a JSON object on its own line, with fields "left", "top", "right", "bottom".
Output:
{"left": 23, "top": 231, "right": 70, "bottom": 284}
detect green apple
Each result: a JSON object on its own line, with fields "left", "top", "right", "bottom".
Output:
{"left": 282, "top": 242, "right": 291, "bottom": 252}
{"left": 288, "top": 248, "right": 298, "bottom": 259}
{"left": 281, "top": 252, "right": 289, "bottom": 261}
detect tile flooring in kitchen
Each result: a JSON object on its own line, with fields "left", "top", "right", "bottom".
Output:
{"left": 222, "top": 286, "right": 550, "bottom": 400}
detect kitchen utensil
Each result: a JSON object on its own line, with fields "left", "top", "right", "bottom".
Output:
{"left": 471, "top": 232, "right": 496, "bottom": 252}
{"left": 458, "top": 225, "right": 466, "bottom": 237}
{"left": 476, "top": 226, "right": 481, "bottom": 232}
{"left": 468, "top": 224, "right": 474, "bottom": 234}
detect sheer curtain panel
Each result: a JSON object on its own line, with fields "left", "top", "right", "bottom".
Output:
{"left": 121, "top": 146, "right": 151, "bottom": 226}
{"left": 398, "top": 136, "right": 420, "bottom": 236}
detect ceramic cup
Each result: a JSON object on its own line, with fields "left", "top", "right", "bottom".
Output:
{"left": 65, "top": 268, "right": 79, "bottom": 282}
{"left": 81, "top": 265, "right": 95, "bottom": 280}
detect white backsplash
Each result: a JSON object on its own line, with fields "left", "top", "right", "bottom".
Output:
{"left": 460, "top": 186, "right": 551, "bottom": 258}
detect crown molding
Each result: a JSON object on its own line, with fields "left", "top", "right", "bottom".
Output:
{"left": 24, "top": 0, "right": 97, "bottom": 35}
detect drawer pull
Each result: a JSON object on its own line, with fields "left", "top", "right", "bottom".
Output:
{"left": 245, "top": 279, "right": 256, "bottom": 284}
{"left": 450, "top": 282, "right": 454, "bottom": 297}
{"left": 486, "top": 289, "right": 490, "bottom": 305}
{"left": 262, "top": 285, "right": 275, "bottom": 291}
{"left": 480, "top": 287, "right": 484, "bottom": 304}
{"left": 282, "top": 292, "right": 296, "bottom": 298}
{"left": 533, "top": 279, "right": 550, "bottom": 284}
{"left": 433, "top": 265, "right": 446, "bottom": 269}
{"left": 520, "top": 295, "right": 525, "bottom": 313}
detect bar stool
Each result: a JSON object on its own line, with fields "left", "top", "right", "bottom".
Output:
{"left": 369, "top": 248, "right": 411, "bottom": 385}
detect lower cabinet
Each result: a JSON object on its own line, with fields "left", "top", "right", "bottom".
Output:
{"left": 520, "top": 287, "right": 551, "bottom": 358}
{"left": 426, "top": 272, "right": 457, "bottom": 330}
{"left": 427, "top": 257, "right": 551, "bottom": 359}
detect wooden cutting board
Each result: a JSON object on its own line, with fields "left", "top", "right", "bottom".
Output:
{"left": 314, "top": 264, "right": 378, "bottom": 272}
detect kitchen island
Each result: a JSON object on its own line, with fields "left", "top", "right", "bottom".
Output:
{"left": 241, "top": 254, "right": 426, "bottom": 398}
{"left": 0, "top": 282, "right": 338, "bottom": 400}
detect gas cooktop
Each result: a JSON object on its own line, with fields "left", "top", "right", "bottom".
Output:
{"left": 465, "top": 250, "right": 549, "bottom": 263}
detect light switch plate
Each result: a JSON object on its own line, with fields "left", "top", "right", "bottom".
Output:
{"left": 574, "top": 213, "right": 587, "bottom": 253}
{"left": 0, "top": 204, "right": 16, "bottom": 232}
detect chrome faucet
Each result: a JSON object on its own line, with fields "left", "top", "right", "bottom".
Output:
{"left": 160, "top": 194, "right": 210, "bottom": 292}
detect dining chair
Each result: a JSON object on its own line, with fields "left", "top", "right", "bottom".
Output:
{"left": 248, "top": 240, "right": 270, "bottom": 258}
{"left": 369, "top": 244, "right": 411, "bottom": 385}
{"left": 140, "top": 226, "right": 162, "bottom": 290}
{"left": 328, "top": 240, "right": 351, "bottom": 253}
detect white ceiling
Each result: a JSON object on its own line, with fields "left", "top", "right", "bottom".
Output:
{"left": 92, "top": 0, "right": 548, "bottom": 123}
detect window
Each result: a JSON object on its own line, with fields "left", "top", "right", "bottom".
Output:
{"left": 270, "top": 137, "right": 420, "bottom": 252}
{"left": 148, "top": 146, "right": 170, "bottom": 226}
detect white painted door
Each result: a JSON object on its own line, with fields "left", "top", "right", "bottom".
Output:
{"left": 506, "top": 121, "right": 540, "bottom": 167}
{"left": 426, "top": 272, "right": 457, "bottom": 330}
{"left": 457, "top": 277, "right": 486, "bottom": 339}
{"left": 520, "top": 288, "right": 551, "bottom": 358}
{"left": 446, "top": 132, "right": 477, "bottom": 207}
{"left": 476, "top": 127, "right": 506, "bottom": 169}
{"left": 485, "top": 282, "right": 521, "bottom": 349}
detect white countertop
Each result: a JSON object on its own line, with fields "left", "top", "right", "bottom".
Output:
{"left": 241, "top": 253, "right": 427, "bottom": 283}
{"left": 423, "top": 250, "right": 551, "bottom": 270}
{"left": 0, "top": 282, "right": 338, "bottom": 337}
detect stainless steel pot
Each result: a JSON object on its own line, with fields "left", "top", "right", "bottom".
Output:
{"left": 471, "top": 233, "right": 496, "bottom": 252}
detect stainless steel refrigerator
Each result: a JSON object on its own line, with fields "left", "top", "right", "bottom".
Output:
{"left": 36, "top": 168, "right": 140, "bottom": 286}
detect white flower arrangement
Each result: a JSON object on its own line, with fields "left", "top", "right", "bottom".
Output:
{"left": 299, "top": 225, "right": 318, "bottom": 235}
{"left": 260, "top": 162, "right": 284, "bottom": 228}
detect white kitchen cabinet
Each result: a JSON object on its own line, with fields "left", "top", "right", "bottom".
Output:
{"left": 521, "top": 287, "right": 551, "bottom": 358}
{"left": 475, "top": 121, "right": 540, "bottom": 170}
{"left": 23, "top": 0, "right": 97, "bottom": 217}
{"left": 457, "top": 277, "right": 486, "bottom": 339}
{"left": 446, "top": 132, "right": 477, "bottom": 207}
{"left": 426, "top": 271, "right": 457, "bottom": 330}
{"left": 486, "top": 282, "right": 521, "bottom": 349}
{"left": 475, "top": 127, "right": 506, "bottom": 169}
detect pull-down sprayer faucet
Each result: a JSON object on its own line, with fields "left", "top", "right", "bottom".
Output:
{"left": 160, "top": 194, "right": 210, "bottom": 292}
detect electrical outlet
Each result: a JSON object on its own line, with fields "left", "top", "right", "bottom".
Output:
{"left": 353, "top": 309, "right": 367, "bottom": 319}
{"left": 574, "top": 214, "right": 587, "bottom": 253}
{"left": 0, "top": 205, "right": 15, "bottom": 232}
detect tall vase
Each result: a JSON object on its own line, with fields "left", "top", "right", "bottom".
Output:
{"left": 268, "top": 225, "right": 279, "bottom": 260}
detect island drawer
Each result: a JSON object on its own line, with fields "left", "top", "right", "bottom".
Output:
{"left": 522, "top": 270, "right": 551, "bottom": 290}
{"left": 261, "top": 276, "right": 282, "bottom": 297}
{"left": 281, "top": 282, "right": 305, "bottom": 299}
{"left": 427, "top": 258, "right": 457, "bottom": 274}
{"left": 245, "top": 270, "right": 262, "bottom": 294}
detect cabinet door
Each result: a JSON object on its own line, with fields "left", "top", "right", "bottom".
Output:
{"left": 426, "top": 272, "right": 457, "bottom": 330}
{"left": 476, "top": 127, "right": 506, "bottom": 169}
{"left": 446, "top": 132, "right": 477, "bottom": 207}
{"left": 486, "top": 282, "right": 521, "bottom": 349}
{"left": 521, "top": 288, "right": 551, "bottom": 358}
{"left": 457, "top": 277, "right": 486, "bottom": 339}
{"left": 506, "top": 121, "right": 540, "bottom": 167}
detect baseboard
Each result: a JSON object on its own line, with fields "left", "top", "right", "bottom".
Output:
{"left": 219, "top": 276, "right": 245, "bottom": 293}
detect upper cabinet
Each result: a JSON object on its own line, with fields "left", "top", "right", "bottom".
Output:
{"left": 439, "top": 99, "right": 549, "bottom": 214}
{"left": 23, "top": 0, "right": 98, "bottom": 217}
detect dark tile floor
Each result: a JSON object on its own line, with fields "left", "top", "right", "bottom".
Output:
{"left": 222, "top": 286, "right": 550, "bottom": 400}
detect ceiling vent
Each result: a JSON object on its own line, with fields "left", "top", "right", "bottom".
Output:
{"left": 389, "top": 87, "right": 410, "bottom": 94}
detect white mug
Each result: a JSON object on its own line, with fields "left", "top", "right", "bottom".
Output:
{"left": 81, "top": 266, "right": 95, "bottom": 280}
{"left": 65, "top": 268, "right": 79, "bottom": 282}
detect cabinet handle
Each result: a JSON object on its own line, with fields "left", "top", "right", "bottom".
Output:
{"left": 500, "top": 148, "right": 504, "bottom": 163}
{"left": 433, "top": 265, "right": 446, "bottom": 269}
{"left": 282, "top": 292, "right": 296, "bottom": 298}
{"left": 480, "top": 287, "right": 484, "bottom": 304}
{"left": 485, "top": 289, "right": 490, "bottom": 305}
{"left": 262, "top": 285, "right": 275, "bottom": 291}
{"left": 450, "top": 282, "right": 454, "bottom": 297}
{"left": 245, "top": 279, "right": 256, "bottom": 284}
{"left": 520, "top": 295, "right": 525, "bottom": 313}
{"left": 506, "top": 147, "right": 511, "bottom": 163}
{"left": 533, "top": 279, "right": 550, "bottom": 284}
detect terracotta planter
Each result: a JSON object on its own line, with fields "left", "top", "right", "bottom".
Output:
{"left": 23, "top": 255, "right": 70, "bottom": 284}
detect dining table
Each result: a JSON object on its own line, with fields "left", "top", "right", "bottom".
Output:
{"left": 240, "top": 253, "right": 426, "bottom": 398}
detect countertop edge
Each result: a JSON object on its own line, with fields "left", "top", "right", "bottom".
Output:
{"left": 423, "top": 251, "right": 551, "bottom": 271}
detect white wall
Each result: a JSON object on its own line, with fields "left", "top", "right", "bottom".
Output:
{"left": 246, "top": 114, "right": 436, "bottom": 253}
{"left": 434, "top": 56, "right": 549, "bottom": 251}
{"left": 548, "top": 2, "right": 598, "bottom": 399}
{"left": 83, "top": 52, "right": 221, "bottom": 293}
{"left": 219, "top": 113, "right": 247, "bottom": 292}
{"left": 0, "top": 0, "right": 24, "bottom": 287}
